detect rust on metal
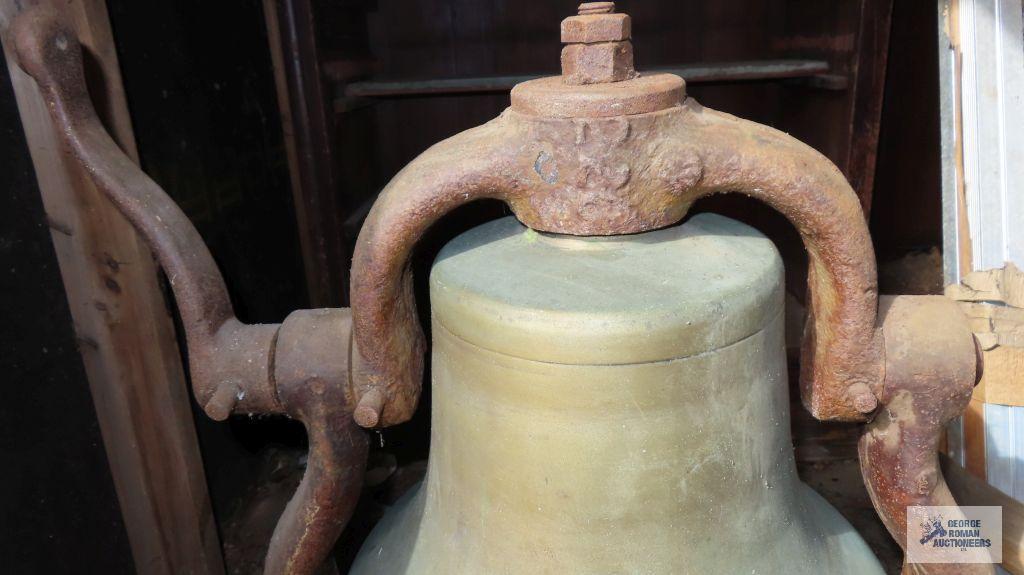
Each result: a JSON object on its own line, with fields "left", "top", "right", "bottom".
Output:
{"left": 577, "top": 1, "right": 615, "bottom": 16}
{"left": 560, "top": 2, "right": 636, "bottom": 85}
{"left": 350, "top": 3, "right": 882, "bottom": 426}
{"left": 510, "top": 73, "right": 684, "bottom": 118}
{"left": 561, "top": 11, "right": 629, "bottom": 44}
{"left": 349, "top": 118, "right": 519, "bottom": 426}
{"left": 860, "top": 296, "right": 991, "bottom": 574}
{"left": 268, "top": 308, "right": 368, "bottom": 574}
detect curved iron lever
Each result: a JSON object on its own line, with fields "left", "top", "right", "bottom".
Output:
{"left": 12, "top": 8, "right": 365, "bottom": 574}
{"left": 13, "top": 6, "right": 278, "bottom": 419}
{"left": 271, "top": 309, "right": 368, "bottom": 573}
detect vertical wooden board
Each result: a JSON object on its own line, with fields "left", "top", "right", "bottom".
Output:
{"left": 943, "top": 454, "right": 1024, "bottom": 574}
{"left": 775, "top": 0, "right": 893, "bottom": 213}
{"left": 263, "top": 0, "right": 322, "bottom": 307}
{"left": 868, "top": 0, "right": 942, "bottom": 256}
{"left": 940, "top": 0, "right": 967, "bottom": 285}
{"left": 0, "top": 1, "right": 224, "bottom": 573}
{"left": 0, "top": 53, "right": 134, "bottom": 573}
{"left": 258, "top": 0, "right": 347, "bottom": 308}
{"left": 965, "top": 397, "right": 988, "bottom": 479}
{"left": 843, "top": 0, "right": 893, "bottom": 212}
{"left": 776, "top": 1, "right": 861, "bottom": 174}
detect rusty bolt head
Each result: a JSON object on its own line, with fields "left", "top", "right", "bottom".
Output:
{"left": 205, "top": 382, "right": 240, "bottom": 421}
{"left": 849, "top": 382, "right": 879, "bottom": 414}
{"left": 561, "top": 41, "right": 636, "bottom": 85}
{"left": 578, "top": 2, "right": 615, "bottom": 15}
{"left": 560, "top": 2, "right": 636, "bottom": 85}
{"left": 561, "top": 13, "right": 631, "bottom": 44}
{"left": 354, "top": 387, "right": 385, "bottom": 428}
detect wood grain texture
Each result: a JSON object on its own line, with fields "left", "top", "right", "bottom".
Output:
{"left": 943, "top": 453, "right": 1024, "bottom": 574}
{"left": 965, "top": 397, "right": 988, "bottom": 478}
{"left": 0, "top": 1, "right": 223, "bottom": 573}
{"left": 974, "top": 348, "right": 1024, "bottom": 408}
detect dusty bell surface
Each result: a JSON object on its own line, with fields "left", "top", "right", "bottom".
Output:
{"left": 350, "top": 215, "right": 884, "bottom": 574}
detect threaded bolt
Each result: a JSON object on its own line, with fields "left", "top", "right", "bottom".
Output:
{"left": 354, "top": 387, "right": 385, "bottom": 428}
{"left": 579, "top": 2, "right": 615, "bottom": 15}
{"left": 205, "top": 382, "right": 240, "bottom": 421}
{"left": 849, "top": 382, "right": 879, "bottom": 414}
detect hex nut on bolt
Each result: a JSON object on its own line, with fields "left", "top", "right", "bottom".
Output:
{"left": 578, "top": 2, "right": 615, "bottom": 15}
{"left": 560, "top": 2, "right": 636, "bottom": 85}
{"left": 561, "top": 13, "right": 631, "bottom": 44}
{"left": 561, "top": 42, "right": 636, "bottom": 85}
{"left": 354, "top": 388, "right": 385, "bottom": 428}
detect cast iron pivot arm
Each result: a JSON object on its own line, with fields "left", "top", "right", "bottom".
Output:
{"left": 12, "top": 8, "right": 365, "bottom": 575}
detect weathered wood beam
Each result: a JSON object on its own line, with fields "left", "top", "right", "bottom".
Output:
{"left": 0, "top": 2, "right": 224, "bottom": 573}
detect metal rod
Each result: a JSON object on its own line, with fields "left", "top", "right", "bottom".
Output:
{"left": 342, "top": 59, "right": 830, "bottom": 98}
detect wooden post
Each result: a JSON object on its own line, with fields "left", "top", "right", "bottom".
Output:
{"left": 943, "top": 454, "right": 1024, "bottom": 573}
{"left": 0, "top": 2, "right": 225, "bottom": 573}
{"left": 777, "top": 0, "right": 894, "bottom": 214}
{"left": 262, "top": 0, "right": 349, "bottom": 308}
{"left": 843, "top": 0, "right": 893, "bottom": 214}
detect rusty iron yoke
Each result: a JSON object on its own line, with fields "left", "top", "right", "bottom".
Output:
{"left": 12, "top": 3, "right": 988, "bottom": 574}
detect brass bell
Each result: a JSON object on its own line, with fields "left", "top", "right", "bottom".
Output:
{"left": 350, "top": 216, "right": 883, "bottom": 573}
{"left": 350, "top": 3, "right": 886, "bottom": 572}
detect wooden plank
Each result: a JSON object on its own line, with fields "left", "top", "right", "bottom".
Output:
{"left": 261, "top": 0, "right": 349, "bottom": 308}
{"left": 842, "top": 0, "right": 894, "bottom": 213}
{"left": 949, "top": 265, "right": 1024, "bottom": 483}
{"left": 775, "top": 0, "right": 893, "bottom": 214}
{"left": 262, "top": 0, "right": 327, "bottom": 308}
{"left": 978, "top": 348, "right": 1024, "bottom": 407}
{"left": 0, "top": 2, "right": 224, "bottom": 573}
{"left": 965, "top": 396, "right": 988, "bottom": 478}
{"left": 943, "top": 453, "right": 1024, "bottom": 573}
